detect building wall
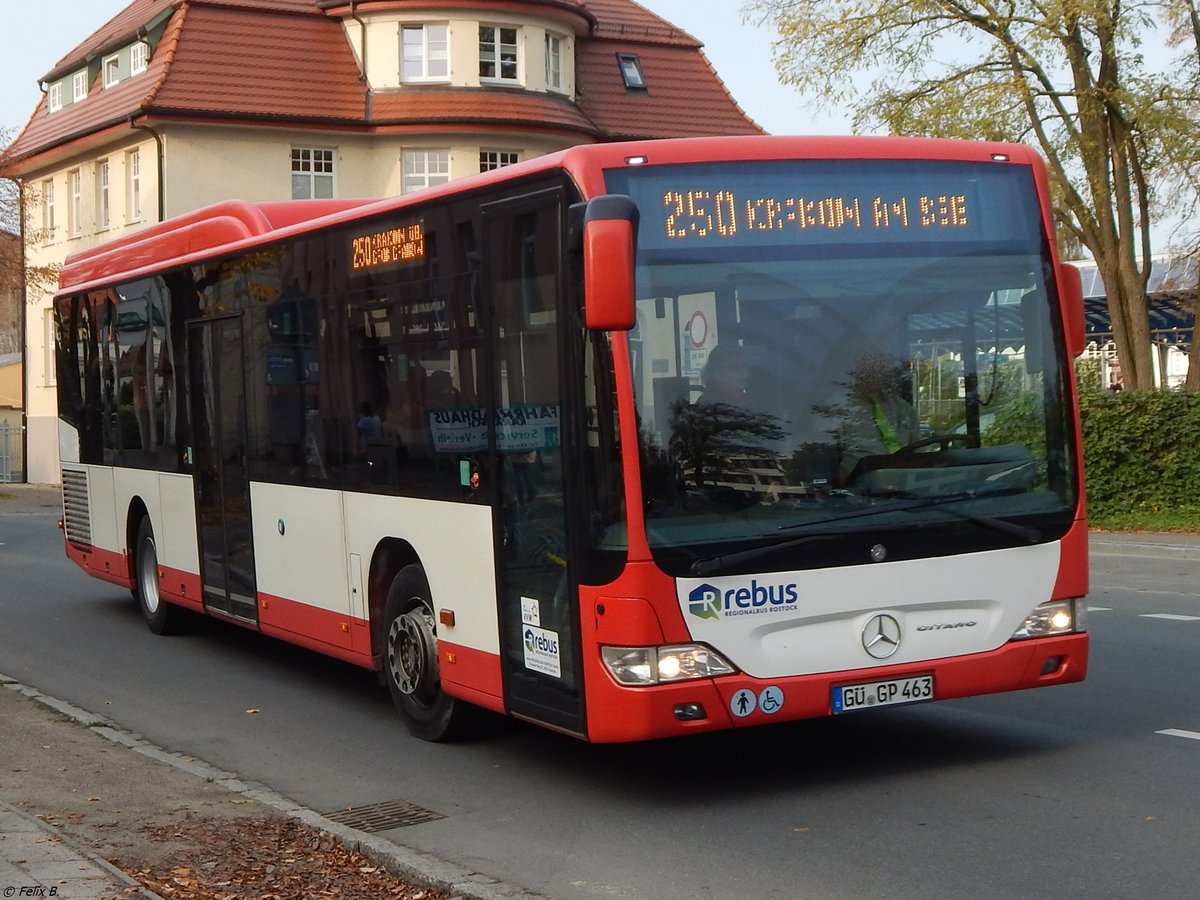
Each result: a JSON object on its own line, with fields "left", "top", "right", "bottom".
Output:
{"left": 342, "top": 12, "right": 579, "bottom": 96}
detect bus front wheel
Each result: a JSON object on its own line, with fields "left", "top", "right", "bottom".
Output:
{"left": 134, "top": 517, "right": 185, "bottom": 635}
{"left": 383, "top": 565, "right": 476, "bottom": 742}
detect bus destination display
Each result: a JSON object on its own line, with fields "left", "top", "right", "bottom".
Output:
{"left": 606, "top": 159, "right": 1039, "bottom": 251}
{"left": 663, "top": 190, "right": 968, "bottom": 240}
{"left": 351, "top": 222, "right": 425, "bottom": 271}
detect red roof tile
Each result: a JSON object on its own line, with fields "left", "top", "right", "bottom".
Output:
{"left": 152, "top": 6, "right": 364, "bottom": 120}
{"left": 370, "top": 88, "right": 600, "bottom": 137}
{"left": 576, "top": 41, "right": 763, "bottom": 139}
{"left": 3, "top": 0, "right": 759, "bottom": 173}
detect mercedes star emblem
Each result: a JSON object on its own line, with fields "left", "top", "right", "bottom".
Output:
{"left": 862, "top": 613, "right": 902, "bottom": 659}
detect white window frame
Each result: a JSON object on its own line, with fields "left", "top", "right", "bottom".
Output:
{"left": 47, "top": 82, "right": 63, "bottom": 113}
{"left": 103, "top": 54, "right": 120, "bottom": 88}
{"left": 401, "top": 149, "right": 450, "bottom": 193}
{"left": 96, "top": 159, "right": 110, "bottom": 229}
{"left": 127, "top": 150, "right": 142, "bottom": 222}
{"left": 44, "top": 309, "right": 58, "bottom": 387}
{"left": 479, "top": 24, "right": 520, "bottom": 83}
{"left": 291, "top": 147, "right": 335, "bottom": 199}
{"left": 545, "top": 33, "right": 563, "bottom": 92}
{"left": 72, "top": 70, "right": 88, "bottom": 102}
{"left": 131, "top": 41, "right": 149, "bottom": 75}
{"left": 68, "top": 169, "right": 81, "bottom": 238}
{"left": 480, "top": 150, "right": 520, "bottom": 172}
{"left": 41, "top": 180, "right": 56, "bottom": 242}
{"left": 400, "top": 24, "right": 449, "bottom": 82}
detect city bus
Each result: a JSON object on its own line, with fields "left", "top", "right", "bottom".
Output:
{"left": 54, "top": 135, "right": 1089, "bottom": 742}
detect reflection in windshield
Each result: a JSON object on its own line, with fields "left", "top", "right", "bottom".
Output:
{"left": 628, "top": 250, "right": 1075, "bottom": 560}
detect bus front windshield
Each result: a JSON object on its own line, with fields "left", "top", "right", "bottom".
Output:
{"left": 604, "top": 158, "right": 1078, "bottom": 576}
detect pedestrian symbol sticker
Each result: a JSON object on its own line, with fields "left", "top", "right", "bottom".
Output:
{"left": 730, "top": 689, "right": 756, "bottom": 718}
{"left": 758, "top": 686, "right": 784, "bottom": 715}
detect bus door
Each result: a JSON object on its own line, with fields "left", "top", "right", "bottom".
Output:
{"left": 187, "top": 316, "right": 258, "bottom": 623}
{"left": 482, "top": 187, "right": 585, "bottom": 735}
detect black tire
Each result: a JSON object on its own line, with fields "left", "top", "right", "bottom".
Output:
{"left": 134, "top": 517, "right": 186, "bottom": 635}
{"left": 383, "top": 565, "right": 477, "bottom": 742}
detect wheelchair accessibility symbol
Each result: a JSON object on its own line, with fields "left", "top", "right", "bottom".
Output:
{"left": 758, "top": 686, "right": 784, "bottom": 715}
{"left": 729, "top": 686, "right": 785, "bottom": 718}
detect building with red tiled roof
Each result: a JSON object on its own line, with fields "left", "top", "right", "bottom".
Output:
{"left": 1, "top": 0, "right": 761, "bottom": 483}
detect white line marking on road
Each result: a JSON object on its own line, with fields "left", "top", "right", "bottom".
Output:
{"left": 1140, "top": 614, "right": 1200, "bottom": 621}
{"left": 1156, "top": 729, "right": 1200, "bottom": 741}
{"left": 1088, "top": 607, "right": 1112, "bottom": 612}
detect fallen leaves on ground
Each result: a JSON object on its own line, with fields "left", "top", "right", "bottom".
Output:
{"left": 111, "top": 814, "right": 447, "bottom": 900}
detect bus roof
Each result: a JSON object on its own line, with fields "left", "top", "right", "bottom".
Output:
{"left": 56, "top": 135, "right": 1046, "bottom": 296}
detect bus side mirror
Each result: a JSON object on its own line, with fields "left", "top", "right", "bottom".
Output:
{"left": 583, "top": 195, "right": 638, "bottom": 331}
{"left": 1058, "top": 262, "right": 1085, "bottom": 358}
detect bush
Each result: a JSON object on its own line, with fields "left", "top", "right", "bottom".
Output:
{"left": 1079, "top": 389, "right": 1200, "bottom": 521}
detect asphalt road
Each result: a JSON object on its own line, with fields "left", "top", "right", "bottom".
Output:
{"left": 2, "top": 508, "right": 1198, "bottom": 900}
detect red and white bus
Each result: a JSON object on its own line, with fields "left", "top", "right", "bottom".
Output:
{"left": 55, "top": 135, "right": 1089, "bottom": 742}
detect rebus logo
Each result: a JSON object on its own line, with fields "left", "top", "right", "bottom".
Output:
{"left": 688, "top": 584, "right": 723, "bottom": 621}
{"left": 688, "top": 580, "right": 800, "bottom": 620}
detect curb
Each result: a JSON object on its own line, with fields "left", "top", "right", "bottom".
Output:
{"left": 1, "top": 677, "right": 542, "bottom": 900}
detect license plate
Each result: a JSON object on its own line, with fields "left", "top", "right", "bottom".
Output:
{"left": 832, "top": 674, "right": 934, "bottom": 714}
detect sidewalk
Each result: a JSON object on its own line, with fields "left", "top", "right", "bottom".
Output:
{"left": 0, "top": 800, "right": 155, "bottom": 900}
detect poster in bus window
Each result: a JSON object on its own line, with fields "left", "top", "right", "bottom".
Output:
{"left": 427, "top": 403, "right": 559, "bottom": 455}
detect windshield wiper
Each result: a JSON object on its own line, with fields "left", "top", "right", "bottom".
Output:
{"left": 691, "top": 489, "right": 1042, "bottom": 577}
{"left": 690, "top": 534, "right": 839, "bottom": 577}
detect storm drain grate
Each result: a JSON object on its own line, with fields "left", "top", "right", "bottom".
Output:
{"left": 322, "top": 799, "right": 445, "bottom": 832}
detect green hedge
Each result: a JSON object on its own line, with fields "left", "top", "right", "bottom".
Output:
{"left": 1079, "top": 389, "right": 1200, "bottom": 519}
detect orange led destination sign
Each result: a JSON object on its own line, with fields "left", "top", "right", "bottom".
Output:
{"left": 604, "top": 159, "right": 1040, "bottom": 252}
{"left": 351, "top": 222, "right": 426, "bottom": 271}
{"left": 662, "top": 190, "right": 969, "bottom": 240}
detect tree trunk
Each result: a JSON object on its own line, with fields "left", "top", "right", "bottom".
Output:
{"left": 1095, "top": 255, "right": 1154, "bottom": 389}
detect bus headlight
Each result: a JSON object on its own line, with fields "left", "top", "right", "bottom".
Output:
{"left": 1010, "top": 599, "right": 1086, "bottom": 640}
{"left": 601, "top": 644, "right": 737, "bottom": 685}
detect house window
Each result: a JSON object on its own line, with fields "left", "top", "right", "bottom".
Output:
{"left": 47, "top": 83, "right": 63, "bottom": 113}
{"left": 72, "top": 71, "right": 88, "bottom": 102}
{"left": 44, "top": 309, "right": 57, "bottom": 387}
{"left": 131, "top": 41, "right": 149, "bottom": 75}
{"left": 127, "top": 150, "right": 142, "bottom": 222}
{"left": 545, "top": 33, "right": 563, "bottom": 91}
{"left": 41, "top": 180, "right": 55, "bottom": 242}
{"left": 480, "top": 150, "right": 519, "bottom": 172}
{"left": 291, "top": 147, "right": 335, "bottom": 199}
{"left": 103, "top": 54, "right": 120, "bottom": 88}
{"left": 479, "top": 25, "right": 519, "bottom": 81}
{"left": 402, "top": 150, "right": 450, "bottom": 193}
{"left": 97, "top": 159, "right": 110, "bottom": 228}
{"left": 617, "top": 53, "right": 646, "bottom": 90}
{"left": 401, "top": 24, "right": 449, "bottom": 82}
{"left": 68, "top": 170, "right": 81, "bottom": 237}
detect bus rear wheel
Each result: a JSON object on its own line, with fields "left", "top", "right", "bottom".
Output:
{"left": 383, "top": 565, "right": 476, "bottom": 742}
{"left": 134, "top": 517, "right": 185, "bottom": 635}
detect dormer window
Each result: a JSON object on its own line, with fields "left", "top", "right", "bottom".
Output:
{"left": 479, "top": 25, "right": 519, "bottom": 82}
{"left": 131, "top": 41, "right": 149, "bottom": 75}
{"left": 103, "top": 54, "right": 120, "bottom": 88}
{"left": 47, "top": 82, "right": 63, "bottom": 112}
{"left": 72, "top": 70, "right": 88, "bottom": 102}
{"left": 617, "top": 53, "right": 646, "bottom": 90}
{"left": 401, "top": 24, "right": 448, "bottom": 82}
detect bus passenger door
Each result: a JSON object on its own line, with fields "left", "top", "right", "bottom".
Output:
{"left": 188, "top": 316, "right": 258, "bottom": 623}
{"left": 482, "top": 188, "right": 585, "bottom": 736}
